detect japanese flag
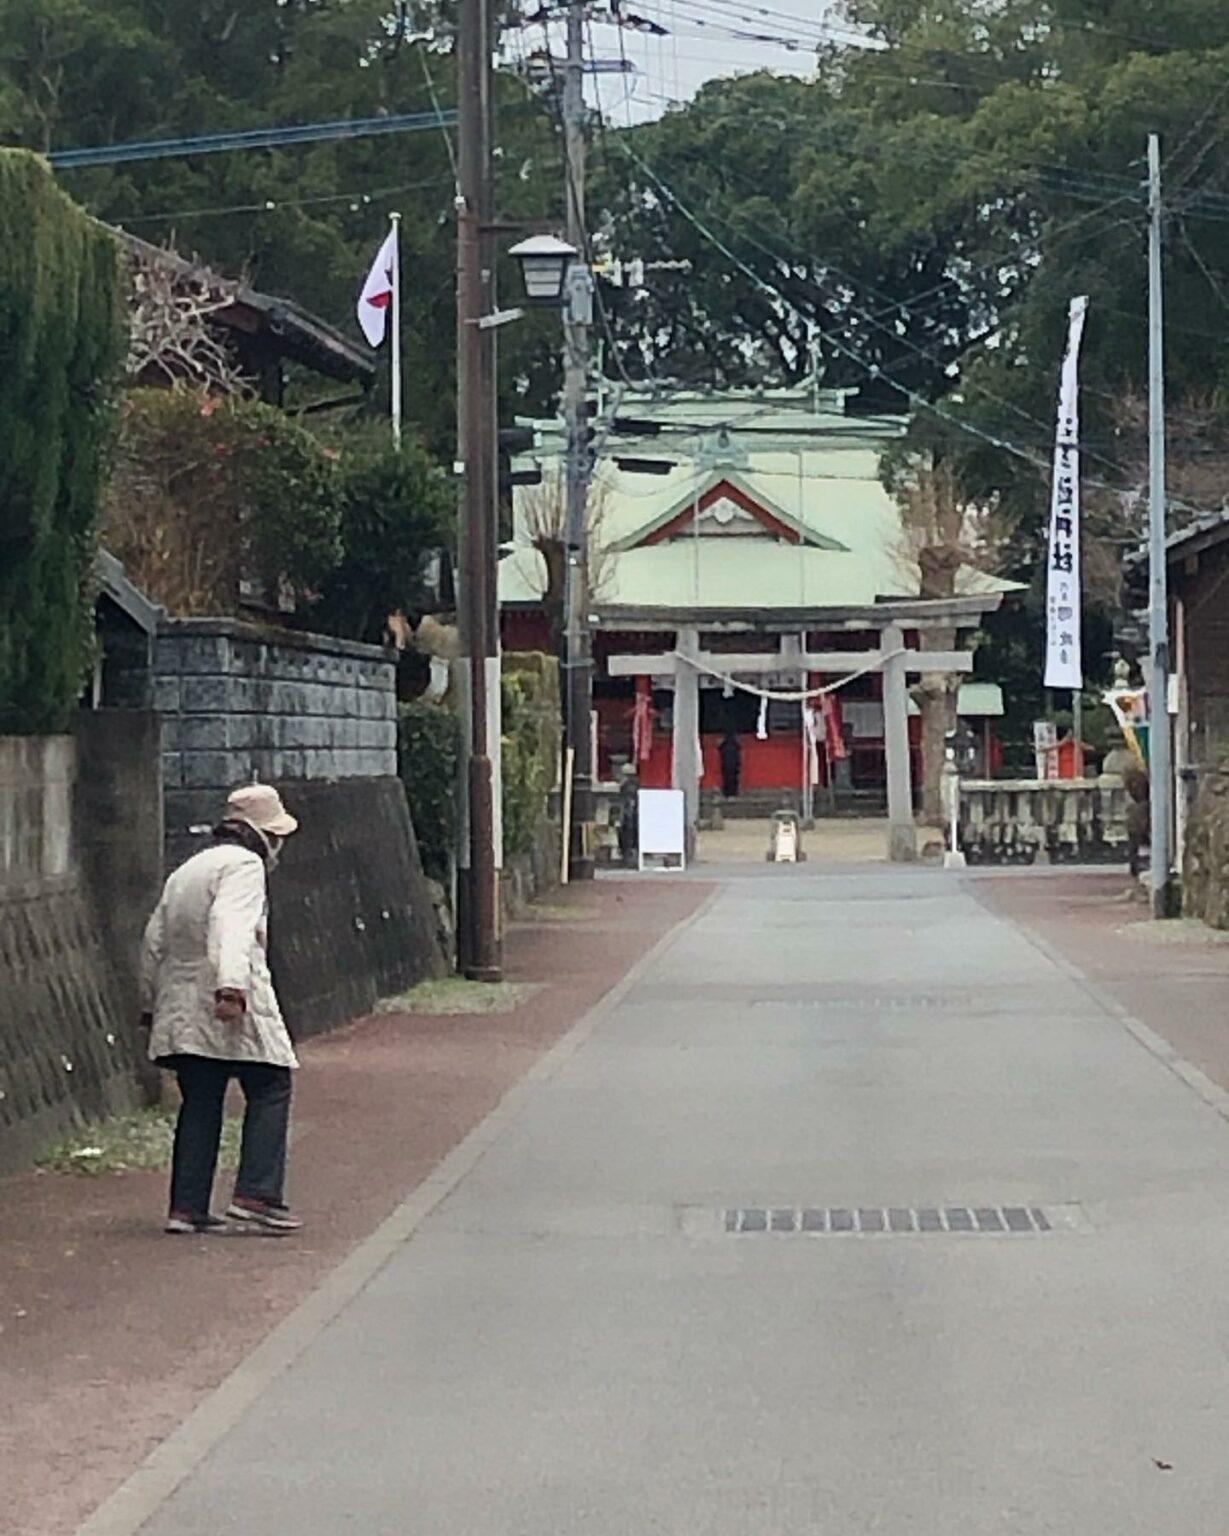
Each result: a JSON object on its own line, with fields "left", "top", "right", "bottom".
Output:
{"left": 357, "top": 227, "right": 398, "bottom": 347}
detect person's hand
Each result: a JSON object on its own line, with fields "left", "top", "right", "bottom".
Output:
{"left": 214, "top": 988, "right": 247, "bottom": 1023}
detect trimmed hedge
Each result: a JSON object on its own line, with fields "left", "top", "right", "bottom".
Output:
{"left": 0, "top": 152, "right": 127, "bottom": 732}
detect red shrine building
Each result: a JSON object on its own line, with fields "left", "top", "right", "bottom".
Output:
{"left": 499, "top": 387, "right": 1012, "bottom": 810}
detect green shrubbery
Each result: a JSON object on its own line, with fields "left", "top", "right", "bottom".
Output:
{"left": 310, "top": 429, "right": 453, "bottom": 645}
{"left": 501, "top": 655, "right": 560, "bottom": 858}
{"left": 0, "top": 152, "right": 127, "bottom": 733}
{"left": 104, "top": 393, "right": 452, "bottom": 638}
{"left": 399, "top": 698, "right": 460, "bottom": 882}
{"left": 399, "top": 654, "right": 560, "bottom": 880}
{"left": 103, "top": 387, "right": 342, "bottom": 616}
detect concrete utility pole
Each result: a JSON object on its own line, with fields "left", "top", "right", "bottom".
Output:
{"left": 1147, "top": 132, "right": 1173, "bottom": 918}
{"left": 561, "top": 0, "right": 596, "bottom": 881}
{"left": 455, "top": 0, "right": 502, "bottom": 978}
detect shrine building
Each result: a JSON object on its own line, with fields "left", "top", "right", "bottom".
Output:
{"left": 499, "top": 386, "right": 1013, "bottom": 838}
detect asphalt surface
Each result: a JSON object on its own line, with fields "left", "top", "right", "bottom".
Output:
{"left": 1, "top": 879, "right": 709, "bottom": 1536}
{"left": 107, "top": 865, "right": 1229, "bottom": 1533}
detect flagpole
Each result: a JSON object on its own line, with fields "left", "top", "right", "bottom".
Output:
{"left": 389, "top": 211, "right": 402, "bottom": 449}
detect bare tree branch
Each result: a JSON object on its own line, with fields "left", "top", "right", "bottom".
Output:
{"left": 515, "top": 472, "right": 612, "bottom": 646}
{"left": 126, "top": 249, "right": 247, "bottom": 395}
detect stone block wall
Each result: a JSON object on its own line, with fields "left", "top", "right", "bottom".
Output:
{"left": 0, "top": 735, "right": 144, "bottom": 1175}
{"left": 263, "top": 777, "right": 445, "bottom": 1037}
{"left": 147, "top": 619, "right": 398, "bottom": 860}
{"left": 74, "top": 711, "right": 166, "bottom": 1101}
{"left": 1184, "top": 770, "right": 1229, "bottom": 926}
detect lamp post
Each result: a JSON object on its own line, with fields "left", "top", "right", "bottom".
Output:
{"left": 509, "top": 229, "right": 596, "bottom": 881}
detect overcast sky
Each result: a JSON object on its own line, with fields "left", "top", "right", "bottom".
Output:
{"left": 510, "top": 2, "right": 880, "bottom": 126}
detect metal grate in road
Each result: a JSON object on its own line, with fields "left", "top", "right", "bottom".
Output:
{"left": 723, "top": 1205, "right": 1054, "bottom": 1235}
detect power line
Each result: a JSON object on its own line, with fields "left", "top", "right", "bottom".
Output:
{"left": 617, "top": 133, "right": 1045, "bottom": 465}
{"left": 619, "top": 124, "right": 1151, "bottom": 347}
{"left": 697, "top": 201, "right": 1158, "bottom": 484}
{"left": 48, "top": 110, "right": 460, "bottom": 169}
{"left": 419, "top": 47, "right": 460, "bottom": 187}
{"left": 663, "top": 0, "right": 1229, "bottom": 61}
{"left": 653, "top": 0, "right": 880, "bottom": 48}
{"left": 642, "top": 128, "right": 1146, "bottom": 318}
{"left": 119, "top": 174, "right": 457, "bottom": 227}
{"left": 614, "top": 134, "right": 1224, "bottom": 518}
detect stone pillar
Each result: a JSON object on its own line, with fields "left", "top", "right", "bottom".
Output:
{"left": 781, "top": 634, "right": 811, "bottom": 823}
{"left": 882, "top": 624, "right": 917, "bottom": 862}
{"left": 672, "top": 627, "right": 701, "bottom": 860}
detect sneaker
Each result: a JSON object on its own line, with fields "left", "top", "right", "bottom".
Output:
{"left": 165, "top": 1212, "right": 228, "bottom": 1235}
{"left": 225, "top": 1198, "right": 302, "bottom": 1233}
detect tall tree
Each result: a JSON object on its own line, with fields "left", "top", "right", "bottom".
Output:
{"left": 593, "top": 0, "right": 1229, "bottom": 758}
{"left": 0, "top": 1, "right": 564, "bottom": 457}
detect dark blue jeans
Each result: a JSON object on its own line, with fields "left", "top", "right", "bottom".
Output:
{"left": 167, "top": 1055, "right": 292, "bottom": 1217}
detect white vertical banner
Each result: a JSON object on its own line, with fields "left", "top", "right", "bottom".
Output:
{"left": 1044, "top": 295, "right": 1090, "bottom": 690}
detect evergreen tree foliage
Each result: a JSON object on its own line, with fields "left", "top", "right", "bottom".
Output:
{"left": 0, "top": 150, "right": 126, "bottom": 733}
{"left": 309, "top": 429, "right": 454, "bottom": 645}
{"left": 0, "top": 2, "right": 561, "bottom": 460}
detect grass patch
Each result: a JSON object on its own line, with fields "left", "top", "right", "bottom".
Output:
{"left": 1118, "top": 918, "right": 1229, "bottom": 946}
{"left": 525, "top": 901, "right": 598, "bottom": 922}
{"left": 376, "top": 976, "right": 543, "bottom": 1017}
{"left": 38, "top": 1108, "right": 241, "bottom": 1176}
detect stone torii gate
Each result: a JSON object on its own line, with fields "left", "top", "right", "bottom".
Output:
{"left": 604, "top": 599, "right": 1002, "bottom": 861}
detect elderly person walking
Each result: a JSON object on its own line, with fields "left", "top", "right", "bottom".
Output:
{"left": 140, "top": 784, "right": 302, "bottom": 1235}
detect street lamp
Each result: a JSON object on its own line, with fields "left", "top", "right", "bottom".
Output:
{"left": 509, "top": 234, "right": 578, "bottom": 305}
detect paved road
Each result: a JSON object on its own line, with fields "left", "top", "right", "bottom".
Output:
{"left": 130, "top": 866, "right": 1229, "bottom": 1534}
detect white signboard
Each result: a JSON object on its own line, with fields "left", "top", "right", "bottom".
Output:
{"left": 638, "top": 788, "right": 686, "bottom": 871}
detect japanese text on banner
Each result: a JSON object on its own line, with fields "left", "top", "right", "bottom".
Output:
{"left": 1044, "top": 295, "right": 1089, "bottom": 691}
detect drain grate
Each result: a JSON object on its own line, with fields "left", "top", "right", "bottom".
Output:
{"left": 723, "top": 1205, "right": 1053, "bottom": 1235}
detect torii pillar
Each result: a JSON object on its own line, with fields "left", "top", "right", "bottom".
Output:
{"left": 882, "top": 624, "right": 917, "bottom": 863}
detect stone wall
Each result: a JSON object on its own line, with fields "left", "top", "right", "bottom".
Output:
{"left": 501, "top": 808, "right": 563, "bottom": 920}
{"left": 146, "top": 620, "right": 398, "bottom": 863}
{"left": 0, "top": 735, "right": 144, "bottom": 1175}
{"left": 265, "top": 777, "right": 445, "bottom": 1037}
{"left": 74, "top": 711, "right": 166, "bottom": 1100}
{"left": 1183, "top": 770, "right": 1229, "bottom": 927}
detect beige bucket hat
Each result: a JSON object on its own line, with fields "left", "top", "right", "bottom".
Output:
{"left": 225, "top": 783, "right": 298, "bottom": 838}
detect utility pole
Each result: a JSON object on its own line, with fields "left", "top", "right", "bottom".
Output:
{"left": 561, "top": 0, "right": 596, "bottom": 881}
{"left": 1147, "top": 132, "right": 1173, "bottom": 918}
{"left": 455, "top": 0, "right": 502, "bottom": 978}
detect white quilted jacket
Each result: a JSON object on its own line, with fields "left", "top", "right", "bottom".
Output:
{"left": 140, "top": 844, "right": 298, "bottom": 1069}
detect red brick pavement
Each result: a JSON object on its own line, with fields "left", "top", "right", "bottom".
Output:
{"left": 973, "top": 870, "right": 1229, "bottom": 1098}
{"left": 0, "top": 878, "right": 711, "bottom": 1536}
